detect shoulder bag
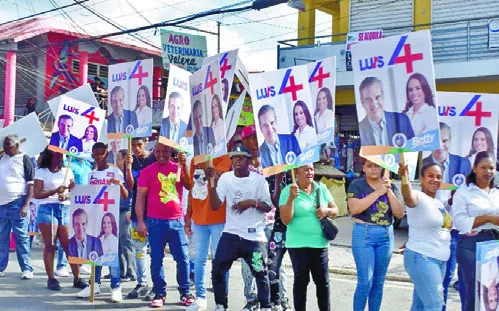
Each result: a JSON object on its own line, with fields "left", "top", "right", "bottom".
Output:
{"left": 316, "top": 184, "right": 339, "bottom": 241}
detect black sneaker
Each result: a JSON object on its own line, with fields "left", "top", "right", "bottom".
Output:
{"left": 47, "top": 278, "right": 61, "bottom": 291}
{"left": 242, "top": 300, "right": 259, "bottom": 311}
{"left": 73, "top": 278, "right": 87, "bottom": 289}
{"left": 127, "top": 284, "right": 149, "bottom": 299}
{"left": 120, "top": 275, "right": 131, "bottom": 282}
{"left": 281, "top": 298, "right": 292, "bottom": 311}
{"left": 144, "top": 289, "right": 156, "bottom": 301}
{"left": 103, "top": 273, "right": 111, "bottom": 280}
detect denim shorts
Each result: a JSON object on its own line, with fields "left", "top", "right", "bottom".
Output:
{"left": 36, "top": 203, "right": 70, "bottom": 226}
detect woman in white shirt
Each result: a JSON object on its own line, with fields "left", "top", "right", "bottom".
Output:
{"left": 466, "top": 127, "right": 495, "bottom": 168}
{"left": 33, "top": 147, "right": 87, "bottom": 291}
{"left": 211, "top": 94, "right": 225, "bottom": 144}
{"left": 291, "top": 100, "right": 317, "bottom": 151}
{"left": 98, "top": 212, "right": 119, "bottom": 255}
{"left": 398, "top": 162, "right": 452, "bottom": 310}
{"left": 314, "top": 87, "right": 334, "bottom": 134}
{"left": 81, "top": 125, "right": 98, "bottom": 153}
{"left": 453, "top": 151, "right": 499, "bottom": 311}
{"left": 402, "top": 73, "right": 437, "bottom": 136}
{"left": 134, "top": 86, "right": 152, "bottom": 128}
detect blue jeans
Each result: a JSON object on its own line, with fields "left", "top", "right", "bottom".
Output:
{"left": 442, "top": 229, "right": 463, "bottom": 311}
{"left": 191, "top": 221, "right": 226, "bottom": 299}
{"left": 456, "top": 230, "right": 499, "bottom": 311}
{"left": 95, "top": 265, "right": 121, "bottom": 289}
{"left": 0, "top": 197, "right": 32, "bottom": 273}
{"left": 36, "top": 203, "right": 69, "bottom": 226}
{"left": 404, "top": 248, "right": 446, "bottom": 311}
{"left": 131, "top": 220, "right": 148, "bottom": 285}
{"left": 352, "top": 223, "right": 394, "bottom": 311}
{"left": 147, "top": 218, "right": 190, "bottom": 296}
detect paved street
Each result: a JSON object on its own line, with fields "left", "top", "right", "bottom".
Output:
{"left": 0, "top": 217, "right": 461, "bottom": 310}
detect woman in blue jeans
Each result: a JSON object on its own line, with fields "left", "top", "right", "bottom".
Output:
{"left": 34, "top": 148, "right": 86, "bottom": 290}
{"left": 452, "top": 151, "right": 499, "bottom": 311}
{"left": 399, "top": 162, "right": 452, "bottom": 311}
{"left": 347, "top": 159, "right": 404, "bottom": 311}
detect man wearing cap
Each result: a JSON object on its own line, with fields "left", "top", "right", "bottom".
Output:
{"left": 207, "top": 145, "right": 273, "bottom": 311}
{"left": 241, "top": 125, "right": 291, "bottom": 311}
{"left": 257, "top": 105, "right": 301, "bottom": 168}
{"left": 0, "top": 134, "right": 35, "bottom": 279}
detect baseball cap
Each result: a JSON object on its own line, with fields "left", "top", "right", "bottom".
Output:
{"left": 241, "top": 125, "right": 256, "bottom": 139}
{"left": 229, "top": 145, "right": 251, "bottom": 158}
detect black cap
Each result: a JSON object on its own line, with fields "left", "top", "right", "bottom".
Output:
{"left": 229, "top": 145, "right": 251, "bottom": 158}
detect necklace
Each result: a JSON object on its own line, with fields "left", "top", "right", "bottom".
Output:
{"left": 135, "top": 153, "right": 149, "bottom": 168}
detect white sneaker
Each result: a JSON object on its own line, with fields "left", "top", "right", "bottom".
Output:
{"left": 0, "top": 271, "right": 5, "bottom": 277}
{"left": 261, "top": 309, "right": 272, "bottom": 311}
{"left": 187, "top": 298, "right": 207, "bottom": 311}
{"left": 111, "top": 286, "right": 122, "bottom": 303}
{"left": 55, "top": 266, "right": 69, "bottom": 277}
{"left": 271, "top": 306, "right": 283, "bottom": 311}
{"left": 80, "top": 264, "right": 91, "bottom": 275}
{"left": 21, "top": 270, "right": 33, "bottom": 279}
{"left": 77, "top": 284, "right": 101, "bottom": 298}
{"left": 214, "top": 305, "right": 226, "bottom": 311}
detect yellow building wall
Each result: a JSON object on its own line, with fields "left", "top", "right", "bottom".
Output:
{"left": 414, "top": 0, "right": 432, "bottom": 30}
{"left": 297, "top": 0, "right": 316, "bottom": 46}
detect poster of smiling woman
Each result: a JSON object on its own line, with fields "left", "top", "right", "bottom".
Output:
{"left": 422, "top": 92, "right": 499, "bottom": 189}
{"left": 249, "top": 64, "right": 319, "bottom": 177}
{"left": 108, "top": 59, "right": 153, "bottom": 138}
{"left": 351, "top": 30, "right": 440, "bottom": 156}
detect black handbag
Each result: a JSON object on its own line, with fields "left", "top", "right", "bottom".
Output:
{"left": 316, "top": 184, "right": 338, "bottom": 241}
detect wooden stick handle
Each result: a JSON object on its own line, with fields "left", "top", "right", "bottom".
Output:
{"left": 63, "top": 155, "right": 73, "bottom": 187}
{"left": 209, "top": 157, "right": 215, "bottom": 188}
{"left": 399, "top": 153, "right": 409, "bottom": 185}
{"left": 176, "top": 166, "right": 182, "bottom": 183}
{"left": 89, "top": 264, "right": 96, "bottom": 302}
{"left": 127, "top": 137, "right": 132, "bottom": 154}
{"left": 290, "top": 168, "right": 296, "bottom": 184}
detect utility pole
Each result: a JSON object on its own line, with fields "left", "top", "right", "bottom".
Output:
{"left": 217, "top": 21, "right": 221, "bottom": 53}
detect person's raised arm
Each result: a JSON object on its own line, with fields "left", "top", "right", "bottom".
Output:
{"left": 386, "top": 180, "right": 405, "bottom": 219}
{"left": 398, "top": 164, "right": 418, "bottom": 208}
{"left": 280, "top": 183, "right": 299, "bottom": 225}
{"left": 206, "top": 166, "right": 223, "bottom": 211}
{"left": 178, "top": 152, "right": 191, "bottom": 191}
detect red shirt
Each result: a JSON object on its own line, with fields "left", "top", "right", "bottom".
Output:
{"left": 137, "top": 161, "right": 184, "bottom": 220}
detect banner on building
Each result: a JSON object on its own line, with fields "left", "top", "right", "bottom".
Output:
{"left": 189, "top": 59, "right": 226, "bottom": 162}
{"left": 476, "top": 241, "right": 499, "bottom": 311}
{"left": 159, "top": 65, "right": 193, "bottom": 153}
{"left": 351, "top": 30, "right": 440, "bottom": 156}
{"left": 49, "top": 96, "right": 106, "bottom": 157}
{"left": 161, "top": 29, "right": 207, "bottom": 73}
{"left": 306, "top": 56, "right": 336, "bottom": 145}
{"left": 422, "top": 92, "right": 499, "bottom": 189}
{"left": 108, "top": 59, "right": 153, "bottom": 138}
{"left": 0, "top": 112, "right": 47, "bottom": 157}
{"left": 249, "top": 65, "right": 319, "bottom": 177}
{"left": 203, "top": 49, "right": 239, "bottom": 106}
{"left": 345, "top": 29, "right": 383, "bottom": 71}
{"left": 68, "top": 185, "right": 120, "bottom": 267}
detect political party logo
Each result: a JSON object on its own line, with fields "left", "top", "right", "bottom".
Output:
{"left": 69, "top": 146, "right": 79, "bottom": 154}
{"left": 308, "top": 61, "right": 330, "bottom": 88}
{"left": 285, "top": 151, "right": 297, "bottom": 165}
{"left": 452, "top": 174, "right": 466, "bottom": 187}
{"left": 392, "top": 133, "right": 407, "bottom": 148}
{"left": 204, "top": 65, "right": 218, "bottom": 95}
{"left": 219, "top": 52, "right": 232, "bottom": 79}
{"left": 207, "top": 143, "right": 213, "bottom": 155}
{"left": 74, "top": 186, "right": 116, "bottom": 212}
{"left": 255, "top": 68, "right": 304, "bottom": 101}
{"left": 179, "top": 137, "right": 188, "bottom": 147}
{"left": 111, "top": 60, "right": 149, "bottom": 85}
{"left": 359, "top": 35, "right": 423, "bottom": 73}
{"left": 89, "top": 251, "right": 99, "bottom": 262}
{"left": 438, "top": 95, "right": 491, "bottom": 127}
{"left": 384, "top": 154, "right": 396, "bottom": 167}
{"left": 126, "top": 124, "right": 135, "bottom": 135}
{"left": 62, "top": 105, "right": 101, "bottom": 125}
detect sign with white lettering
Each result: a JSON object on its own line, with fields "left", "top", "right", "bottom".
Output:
{"left": 161, "top": 29, "right": 207, "bottom": 73}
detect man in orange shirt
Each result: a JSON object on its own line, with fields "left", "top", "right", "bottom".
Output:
{"left": 184, "top": 155, "right": 232, "bottom": 311}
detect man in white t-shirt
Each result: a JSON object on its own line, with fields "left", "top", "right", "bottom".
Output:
{"left": 206, "top": 145, "right": 273, "bottom": 311}
{"left": 76, "top": 142, "right": 131, "bottom": 303}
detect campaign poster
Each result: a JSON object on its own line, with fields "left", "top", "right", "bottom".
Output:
{"left": 225, "top": 90, "right": 247, "bottom": 142}
{"left": 47, "top": 83, "right": 99, "bottom": 116}
{"left": 306, "top": 56, "right": 336, "bottom": 145}
{"left": 351, "top": 30, "right": 440, "bottom": 156}
{"left": 159, "top": 65, "right": 193, "bottom": 154}
{"left": 203, "top": 49, "right": 239, "bottom": 106}
{"left": 28, "top": 200, "right": 38, "bottom": 236}
{"left": 0, "top": 112, "right": 47, "bottom": 157}
{"left": 476, "top": 241, "right": 499, "bottom": 311}
{"left": 48, "top": 96, "right": 105, "bottom": 158}
{"left": 422, "top": 92, "right": 499, "bottom": 189}
{"left": 360, "top": 149, "right": 419, "bottom": 181}
{"left": 249, "top": 65, "right": 319, "bottom": 177}
{"left": 160, "top": 29, "right": 207, "bottom": 73}
{"left": 107, "top": 59, "right": 153, "bottom": 138}
{"left": 345, "top": 30, "right": 383, "bottom": 71}
{"left": 189, "top": 59, "right": 226, "bottom": 161}
{"left": 68, "top": 185, "right": 120, "bottom": 267}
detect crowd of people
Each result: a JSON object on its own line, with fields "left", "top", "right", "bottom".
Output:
{"left": 0, "top": 123, "right": 498, "bottom": 311}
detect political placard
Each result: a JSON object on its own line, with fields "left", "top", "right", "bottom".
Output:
{"left": 108, "top": 59, "right": 153, "bottom": 138}
{"left": 306, "top": 56, "right": 336, "bottom": 145}
{"left": 476, "top": 241, "right": 499, "bottom": 311}
{"left": 159, "top": 65, "right": 193, "bottom": 153}
{"left": 68, "top": 185, "right": 120, "bottom": 267}
{"left": 422, "top": 92, "right": 499, "bottom": 189}
{"left": 48, "top": 96, "right": 105, "bottom": 157}
{"left": 189, "top": 59, "right": 226, "bottom": 161}
{"left": 249, "top": 65, "right": 319, "bottom": 177}
{"left": 0, "top": 112, "right": 47, "bottom": 157}
{"left": 225, "top": 90, "right": 247, "bottom": 142}
{"left": 47, "top": 83, "right": 99, "bottom": 116}
{"left": 161, "top": 29, "right": 207, "bottom": 73}
{"left": 351, "top": 30, "right": 440, "bottom": 156}
{"left": 360, "top": 149, "right": 419, "bottom": 181}
{"left": 203, "top": 49, "right": 239, "bottom": 106}
{"left": 345, "top": 29, "right": 383, "bottom": 71}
